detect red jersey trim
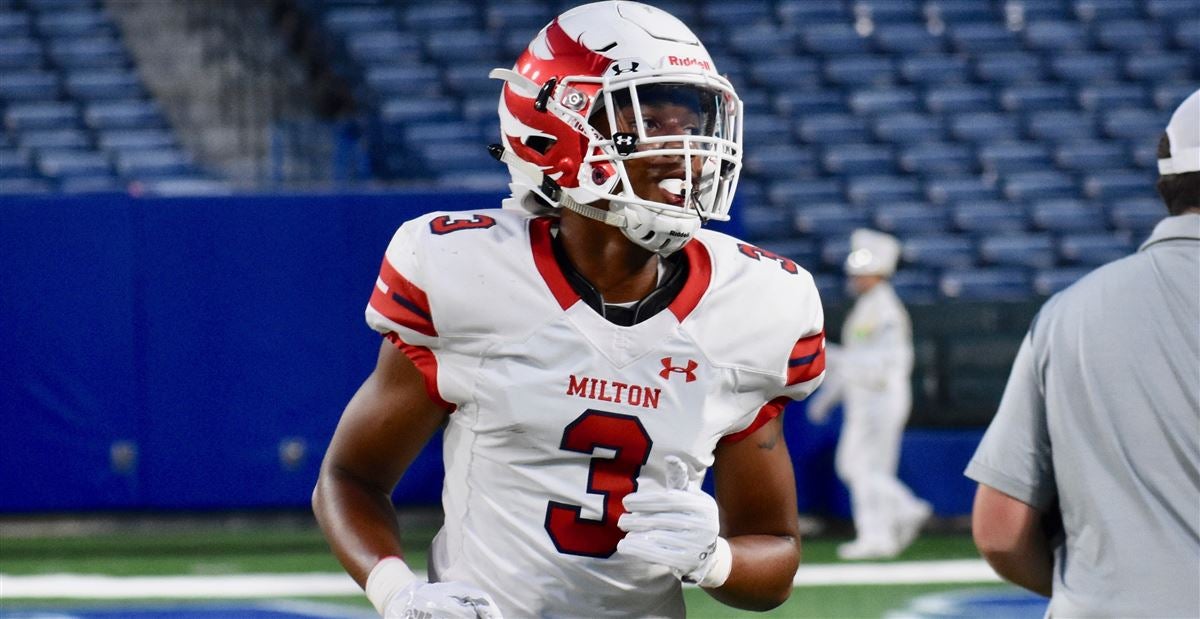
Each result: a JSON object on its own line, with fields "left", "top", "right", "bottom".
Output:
{"left": 530, "top": 217, "right": 581, "bottom": 310}
{"left": 721, "top": 397, "right": 789, "bottom": 444}
{"left": 385, "top": 332, "right": 456, "bottom": 413}
{"left": 787, "top": 330, "right": 826, "bottom": 386}
{"left": 370, "top": 258, "right": 437, "bottom": 337}
{"left": 669, "top": 239, "right": 712, "bottom": 321}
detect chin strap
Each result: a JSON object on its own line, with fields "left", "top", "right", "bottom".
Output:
{"left": 488, "top": 143, "right": 626, "bottom": 228}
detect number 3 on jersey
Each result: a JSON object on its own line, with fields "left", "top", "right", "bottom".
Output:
{"left": 544, "top": 410, "right": 652, "bottom": 558}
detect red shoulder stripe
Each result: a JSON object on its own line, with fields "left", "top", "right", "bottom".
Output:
{"left": 370, "top": 258, "right": 437, "bottom": 337}
{"left": 669, "top": 239, "right": 713, "bottom": 321}
{"left": 385, "top": 332, "right": 455, "bottom": 412}
{"left": 787, "top": 330, "right": 826, "bottom": 385}
{"left": 530, "top": 217, "right": 580, "bottom": 310}
{"left": 720, "top": 397, "right": 790, "bottom": 444}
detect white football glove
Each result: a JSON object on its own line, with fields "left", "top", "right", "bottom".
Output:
{"left": 616, "top": 456, "right": 733, "bottom": 588}
{"left": 367, "top": 556, "right": 503, "bottom": 619}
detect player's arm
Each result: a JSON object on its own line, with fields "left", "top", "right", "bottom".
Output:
{"left": 708, "top": 415, "right": 802, "bottom": 610}
{"left": 312, "top": 338, "right": 448, "bottom": 587}
{"left": 971, "top": 483, "right": 1053, "bottom": 597}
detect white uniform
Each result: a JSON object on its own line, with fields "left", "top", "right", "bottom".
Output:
{"left": 364, "top": 208, "right": 825, "bottom": 618}
{"left": 829, "top": 281, "right": 929, "bottom": 553}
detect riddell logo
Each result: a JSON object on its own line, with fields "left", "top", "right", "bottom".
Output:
{"left": 666, "top": 56, "right": 713, "bottom": 71}
{"left": 659, "top": 357, "right": 698, "bottom": 382}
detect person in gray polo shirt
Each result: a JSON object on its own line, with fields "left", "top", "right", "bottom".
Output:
{"left": 966, "top": 88, "right": 1200, "bottom": 618}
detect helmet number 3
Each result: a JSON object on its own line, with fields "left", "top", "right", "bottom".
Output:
{"left": 545, "top": 410, "right": 652, "bottom": 558}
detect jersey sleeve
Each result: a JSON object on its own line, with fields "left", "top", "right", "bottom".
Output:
{"left": 364, "top": 218, "right": 453, "bottom": 410}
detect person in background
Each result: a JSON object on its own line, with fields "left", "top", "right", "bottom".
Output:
{"left": 312, "top": 2, "right": 826, "bottom": 617}
{"left": 807, "top": 228, "right": 932, "bottom": 560}
{"left": 966, "top": 88, "right": 1200, "bottom": 618}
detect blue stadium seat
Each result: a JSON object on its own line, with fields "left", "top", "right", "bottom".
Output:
{"left": 363, "top": 65, "right": 442, "bottom": 97}
{"left": 46, "top": 36, "right": 128, "bottom": 69}
{"left": 727, "top": 25, "right": 797, "bottom": 57}
{"left": 1026, "top": 110, "right": 1098, "bottom": 141}
{"left": 64, "top": 69, "right": 144, "bottom": 100}
{"left": 18, "top": 128, "right": 91, "bottom": 151}
{"left": 978, "top": 142, "right": 1053, "bottom": 174}
{"left": 873, "top": 23, "right": 945, "bottom": 54}
{"left": 377, "top": 96, "right": 458, "bottom": 125}
{"left": 795, "top": 113, "right": 871, "bottom": 143}
{"left": 701, "top": 1, "right": 774, "bottom": 25}
{"left": 0, "top": 11, "right": 32, "bottom": 38}
{"left": 1082, "top": 170, "right": 1156, "bottom": 201}
{"left": 767, "top": 178, "right": 844, "bottom": 206}
{"left": 1058, "top": 231, "right": 1135, "bottom": 265}
{"left": 1130, "top": 142, "right": 1159, "bottom": 169}
{"left": 951, "top": 201, "right": 1030, "bottom": 233}
{"left": 1123, "top": 52, "right": 1196, "bottom": 82}
{"left": 0, "top": 149, "right": 33, "bottom": 178}
{"left": 792, "top": 203, "right": 872, "bottom": 238}
{"left": 848, "top": 88, "right": 921, "bottom": 115}
{"left": 1101, "top": 108, "right": 1168, "bottom": 140}
{"left": 902, "top": 234, "right": 977, "bottom": 268}
{"left": 801, "top": 23, "right": 871, "bottom": 54}
{"left": 898, "top": 141, "right": 975, "bottom": 174}
{"left": 819, "top": 237, "right": 852, "bottom": 270}
{"left": 743, "top": 115, "right": 800, "bottom": 148}
{"left": 740, "top": 203, "right": 796, "bottom": 240}
{"left": 1010, "top": 0, "right": 1074, "bottom": 20}
{"left": 443, "top": 63, "right": 501, "bottom": 97}
{"left": 925, "top": 85, "right": 995, "bottom": 114}
{"left": 83, "top": 99, "right": 165, "bottom": 130}
{"left": 847, "top": 175, "right": 923, "bottom": 204}
{"left": 980, "top": 234, "right": 1057, "bottom": 268}
{"left": 872, "top": 203, "right": 952, "bottom": 234}
{"left": 0, "top": 37, "right": 42, "bottom": 69}
{"left": 1049, "top": 53, "right": 1122, "bottom": 84}
{"left": 0, "top": 70, "right": 60, "bottom": 100}
{"left": 948, "top": 22, "right": 1021, "bottom": 52}
{"left": 322, "top": 6, "right": 396, "bottom": 34}
{"left": 777, "top": 1, "right": 849, "bottom": 25}
{"left": 1002, "top": 170, "right": 1078, "bottom": 201}
{"left": 924, "top": 0, "right": 998, "bottom": 23}
{"left": 1153, "top": 84, "right": 1197, "bottom": 111}
{"left": 114, "top": 149, "right": 195, "bottom": 179}
{"left": 949, "top": 112, "right": 1022, "bottom": 142}
{"left": 485, "top": 2, "right": 552, "bottom": 30}
{"left": 812, "top": 272, "right": 847, "bottom": 305}
{"left": 1030, "top": 199, "right": 1108, "bottom": 232}
{"left": 1108, "top": 197, "right": 1164, "bottom": 236}
{"left": 97, "top": 128, "right": 176, "bottom": 151}
{"left": 999, "top": 83, "right": 1075, "bottom": 111}
{"left": 0, "top": 177, "right": 52, "bottom": 193}
{"left": 403, "top": 4, "right": 478, "bottom": 30}
{"left": 1072, "top": 0, "right": 1144, "bottom": 21}
{"left": 749, "top": 58, "right": 822, "bottom": 92}
{"left": 1033, "top": 266, "right": 1092, "bottom": 295}
{"left": 973, "top": 51, "right": 1047, "bottom": 84}
{"left": 36, "top": 149, "right": 111, "bottom": 179}
{"left": 34, "top": 9, "right": 114, "bottom": 37}
{"left": 59, "top": 175, "right": 124, "bottom": 193}
{"left": 872, "top": 112, "right": 946, "bottom": 143}
{"left": 1077, "top": 83, "right": 1148, "bottom": 111}
{"left": 1171, "top": 18, "right": 1200, "bottom": 51}
{"left": 853, "top": 0, "right": 923, "bottom": 23}
{"left": 743, "top": 144, "right": 818, "bottom": 178}
{"left": 940, "top": 267, "right": 1032, "bottom": 301}
{"left": 1095, "top": 19, "right": 1166, "bottom": 51}
{"left": 420, "top": 140, "right": 496, "bottom": 174}
{"left": 1146, "top": 0, "right": 1200, "bottom": 19}
{"left": 1053, "top": 140, "right": 1129, "bottom": 170}
{"left": 890, "top": 268, "right": 940, "bottom": 304}
{"left": 899, "top": 54, "right": 970, "bottom": 84}
{"left": 821, "top": 143, "right": 897, "bottom": 175}
{"left": 425, "top": 32, "right": 501, "bottom": 64}
{"left": 1023, "top": 20, "right": 1093, "bottom": 51}
{"left": 926, "top": 177, "right": 1002, "bottom": 204}
{"left": 344, "top": 31, "right": 422, "bottom": 65}
{"left": 822, "top": 55, "right": 896, "bottom": 87}
{"left": 4, "top": 101, "right": 78, "bottom": 131}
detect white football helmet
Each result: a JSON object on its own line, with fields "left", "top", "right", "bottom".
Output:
{"left": 489, "top": 1, "right": 743, "bottom": 255}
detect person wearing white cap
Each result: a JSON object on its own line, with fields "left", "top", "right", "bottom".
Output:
{"left": 967, "top": 89, "right": 1199, "bottom": 617}
{"left": 808, "top": 228, "right": 932, "bottom": 560}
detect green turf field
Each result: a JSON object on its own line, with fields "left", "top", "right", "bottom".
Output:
{"left": 0, "top": 513, "right": 1029, "bottom": 618}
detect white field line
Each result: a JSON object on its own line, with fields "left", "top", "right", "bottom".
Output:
{"left": 0, "top": 560, "right": 1000, "bottom": 599}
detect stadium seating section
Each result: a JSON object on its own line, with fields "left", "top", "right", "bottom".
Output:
{"left": 2, "top": 0, "right": 1197, "bottom": 302}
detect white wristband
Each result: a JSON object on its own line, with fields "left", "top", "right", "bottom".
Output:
{"left": 365, "top": 556, "right": 418, "bottom": 616}
{"left": 698, "top": 537, "right": 733, "bottom": 588}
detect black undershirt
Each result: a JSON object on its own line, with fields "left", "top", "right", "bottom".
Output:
{"left": 549, "top": 227, "right": 689, "bottom": 327}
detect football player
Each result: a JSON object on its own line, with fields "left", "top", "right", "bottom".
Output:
{"left": 312, "top": 2, "right": 826, "bottom": 617}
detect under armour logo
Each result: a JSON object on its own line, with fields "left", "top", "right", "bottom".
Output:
{"left": 611, "top": 61, "right": 640, "bottom": 75}
{"left": 613, "top": 132, "right": 638, "bottom": 156}
{"left": 660, "top": 357, "right": 698, "bottom": 382}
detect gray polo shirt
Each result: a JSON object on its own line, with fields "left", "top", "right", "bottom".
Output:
{"left": 966, "top": 213, "right": 1200, "bottom": 618}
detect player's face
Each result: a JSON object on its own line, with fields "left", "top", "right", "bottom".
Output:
{"left": 611, "top": 101, "right": 704, "bottom": 208}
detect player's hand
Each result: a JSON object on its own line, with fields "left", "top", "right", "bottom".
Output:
{"left": 384, "top": 580, "right": 504, "bottom": 618}
{"left": 616, "top": 456, "right": 733, "bottom": 588}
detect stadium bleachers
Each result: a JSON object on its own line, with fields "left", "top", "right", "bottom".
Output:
{"left": 0, "top": 0, "right": 210, "bottom": 194}
{"left": 3, "top": 0, "right": 1196, "bottom": 301}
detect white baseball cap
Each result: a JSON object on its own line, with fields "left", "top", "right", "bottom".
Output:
{"left": 1158, "top": 88, "right": 1200, "bottom": 176}
{"left": 845, "top": 228, "right": 901, "bottom": 277}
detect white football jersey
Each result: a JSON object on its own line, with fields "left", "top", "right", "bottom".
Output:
{"left": 366, "top": 208, "right": 825, "bottom": 618}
